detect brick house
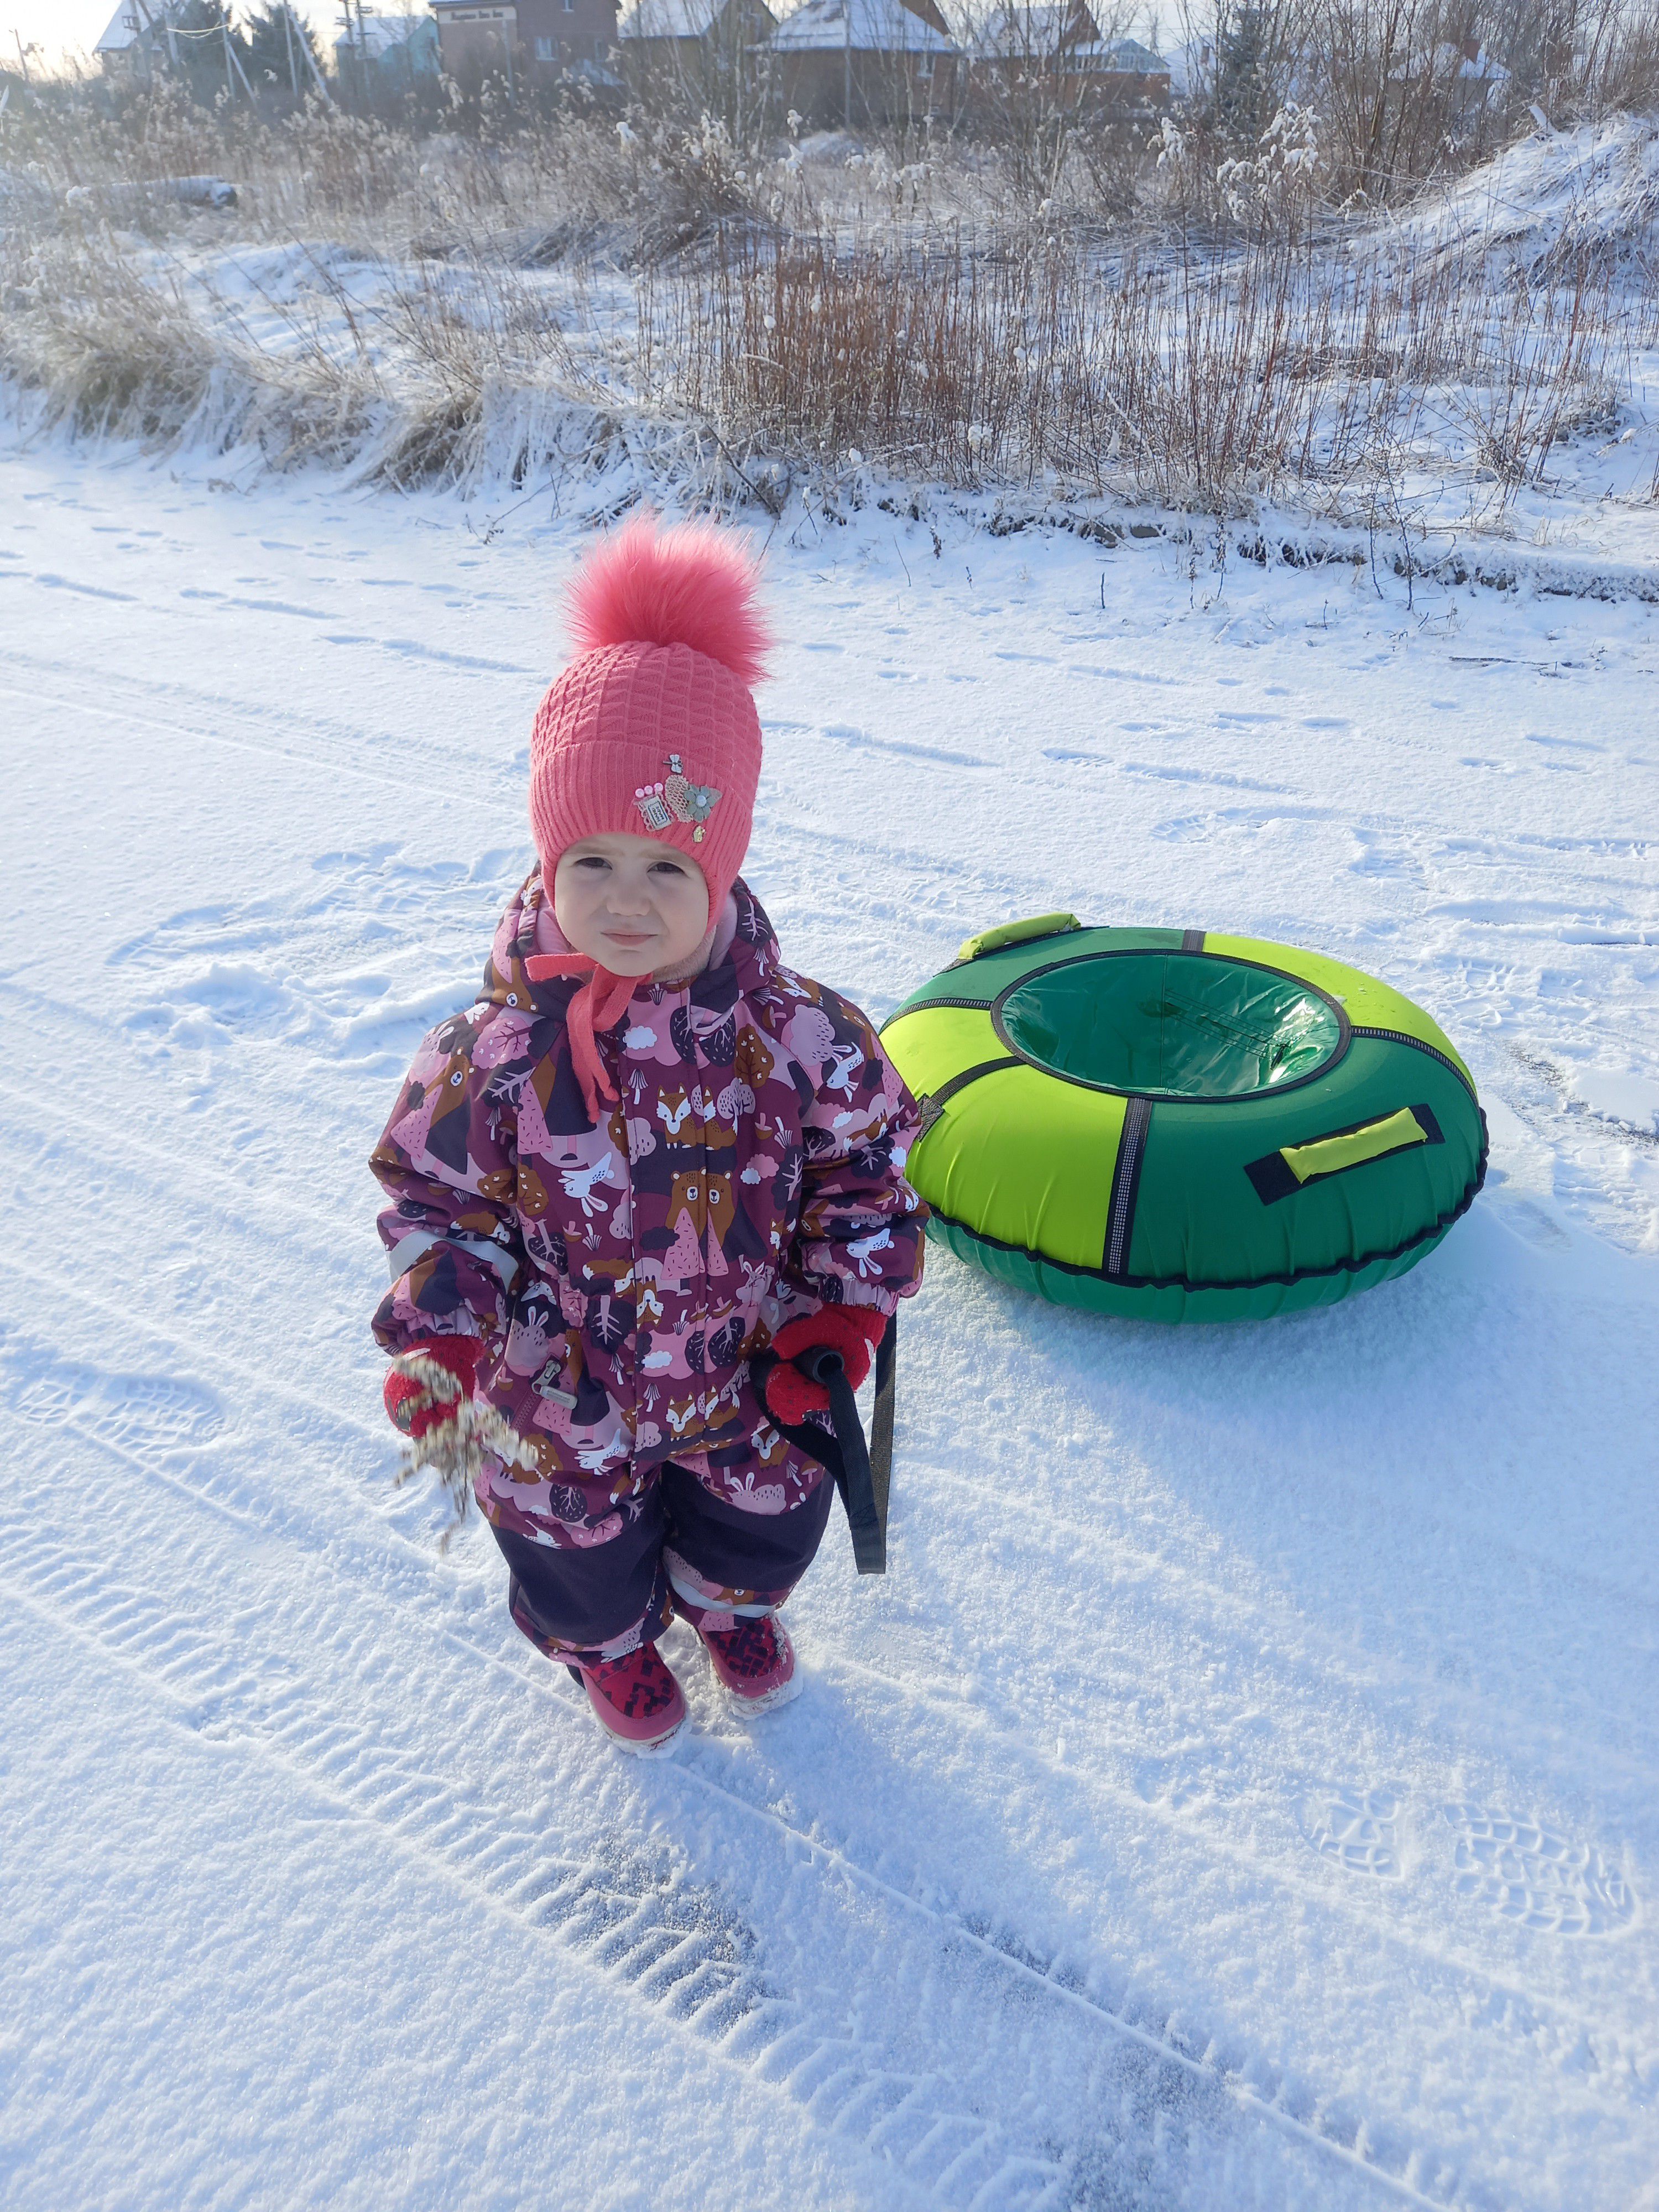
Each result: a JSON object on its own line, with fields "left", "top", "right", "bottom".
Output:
{"left": 616, "top": 0, "right": 778, "bottom": 115}
{"left": 962, "top": 8, "right": 1168, "bottom": 114}
{"left": 1076, "top": 34, "right": 1169, "bottom": 113}
{"left": 765, "top": 0, "right": 957, "bottom": 127}
{"left": 618, "top": 0, "right": 778, "bottom": 69}
{"left": 430, "top": 0, "right": 623, "bottom": 84}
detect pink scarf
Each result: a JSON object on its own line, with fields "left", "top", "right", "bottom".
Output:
{"left": 523, "top": 954, "right": 636, "bottom": 1124}
{"left": 522, "top": 898, "right": 731, "bottom": 1126}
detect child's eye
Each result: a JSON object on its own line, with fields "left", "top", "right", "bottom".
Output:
{"left": 650, "top": 859, "right": 686, "bottom": 877}
{"left": 574, "top": 855, "right": 610, "bottom": 873}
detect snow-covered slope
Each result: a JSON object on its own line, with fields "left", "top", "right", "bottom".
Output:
{"left": 2, "top": 438, "right": 1656, "bottom": 2212}
{"left": 1394, "top": 111, "right": 1659, "bottom": 283}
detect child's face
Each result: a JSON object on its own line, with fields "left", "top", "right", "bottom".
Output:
{"left": 552, "top": 833, "right": 711, "bottom": 977}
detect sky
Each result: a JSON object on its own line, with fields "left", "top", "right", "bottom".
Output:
{"left": 3, "top": 2, "right": 339, "bottom": 73}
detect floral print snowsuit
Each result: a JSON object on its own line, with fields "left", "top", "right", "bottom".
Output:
{"left": 371, "top": 871, "right": 926, "bottom": 1662}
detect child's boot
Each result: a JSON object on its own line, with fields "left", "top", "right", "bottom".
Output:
{"left": 568, "top": 1644, "right": 687, "bottom": 1754}
{"left": 697, "top": 1616, "right": 801, "bottom": 1713}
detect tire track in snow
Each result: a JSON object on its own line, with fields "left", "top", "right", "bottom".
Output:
{"left": 871, "top": 1447, "right": 1659, "bottom": 1792}
{"left": 0, "top": 645, "right": 531, "bottom": 793}
{"left": 0, "top": 1549, "right": 995, "bottom": 2212}
{"left": 0, "top": 1503, "right": 1386, "bottom": 2212}
{"left": 0, "top": 1332, "right": 1520, "bottom": 2211}
{"left": 7, "top": 1136, "right": 1656, "bottom": 2059}
{"left": 0, "top": 674, "right": 494, "bottom": 804}
{"left": 0, "top": 1506, "right": 1452, "bottom": 2212}
{"left": 0, "top": 1399, "right": 1073, "bottom": 2211}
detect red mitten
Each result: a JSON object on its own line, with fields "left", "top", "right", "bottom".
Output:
{"left": 763, "top": 1308, "right": 886, "bottom": 1426}
{"left": 384, "top": 1334, "right": 479, "bottom": 1439}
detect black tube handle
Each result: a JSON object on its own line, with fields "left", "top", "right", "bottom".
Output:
{"left": 750, "top": 1342, "right": 886, "bottom": 1575}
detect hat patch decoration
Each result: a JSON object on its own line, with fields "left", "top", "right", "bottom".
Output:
{"left": 637, "top": 754, "right": 722, "bottom": 841}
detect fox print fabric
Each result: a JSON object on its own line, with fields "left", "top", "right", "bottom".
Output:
{"left": 371, "top": 873, "right": 925, "bottom": 1544}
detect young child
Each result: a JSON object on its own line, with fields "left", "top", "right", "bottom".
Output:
{"left": 369, "top": 518, "right": 926, "bottom": 1753}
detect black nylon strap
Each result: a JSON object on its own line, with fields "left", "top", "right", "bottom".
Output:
{"left": 1104, "top": 1094, "right": 1152, "bottom": 1278}
{"left": 751, "top": 1337, "right": 889, "bottom": 1575}
{"left": 868, "top": 1314, "right": 896, "bottom": 1542}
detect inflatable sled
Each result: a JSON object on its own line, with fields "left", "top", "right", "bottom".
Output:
{"left": 881, "top": 915, "right": 1486, "bottom": 1322}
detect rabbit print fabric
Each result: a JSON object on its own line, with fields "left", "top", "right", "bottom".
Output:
{"left": 371, "top": 873, "right": 925, "bottom": 1548}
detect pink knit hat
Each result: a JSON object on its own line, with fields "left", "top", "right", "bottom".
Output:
{"left": 528, "top": 515, "right": 772, "bottom": 930}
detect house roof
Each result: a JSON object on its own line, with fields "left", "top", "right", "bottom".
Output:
{"left": 95, "top": 1, "right": 184, "bottom": 55}
{"left": 1079, "top": 34, "right": 1167, "bottom": 72}
{"left": 94, "top": 5, "right": 142, "bottom": 55}
{"left": 617, "top": 0, "right": 780, "bottom": 36}
{"left": 1163, "top": 34, "right": 1211, "bottom": 96}
{"left": 1383, "top": 39, "right": 1510, "bottom": 88}
{"left": 95, "top": 4, "right": 142, "bottom": 54}
{"left": 768, "top": 0, "right": 956, "bottom": 58}
{"left": 966, "top": 2, "right": 1097, "bottom": 61}
{"left": 618, "top": 0, "right": 724, "bottom": 36}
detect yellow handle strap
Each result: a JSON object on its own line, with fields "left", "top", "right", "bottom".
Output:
{"left": 1280, "top": 1107, "right": 1427, "bottom": 1185}
{"left": 956, "top": 912, "right": 1081, "bottom": 963}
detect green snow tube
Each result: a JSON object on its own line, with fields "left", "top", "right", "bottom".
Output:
{"left": 881, "top": 915, "right": 1486, "bottom": 1322}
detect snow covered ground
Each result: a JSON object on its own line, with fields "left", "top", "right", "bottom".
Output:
{"left": 2, "top": 433, "right": 1656, "bottom": 2212}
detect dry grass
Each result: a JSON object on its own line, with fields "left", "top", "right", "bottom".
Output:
{"left": 648, "top": 216, "right": 1648, "bottom": 513}
{"left": 2, "top": 69, "right": 1656, "bottom": 528}
{"left": 1, "top": 217, "right": 381, "bottom": 464}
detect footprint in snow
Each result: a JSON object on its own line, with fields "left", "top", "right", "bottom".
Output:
{"left": 1442, "top": 1806, "right": 1637, "bottom": 1937}
{"left": 13, "top": 1360, "right": 226, "bottom": 1464}
{"left": 1294, "top": 1783, "right": 1404, "bottom": 1879}
{"left": 1293, "top": 1782, "right": 1639, "bottom": 1936}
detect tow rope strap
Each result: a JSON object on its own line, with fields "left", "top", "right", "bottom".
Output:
{"left": 750, "top": 1314, "right": 896, "bottom": 1576}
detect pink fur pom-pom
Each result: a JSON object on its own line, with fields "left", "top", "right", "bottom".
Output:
{"left": 565, "top": 514, "right": 773, "bottom": 687}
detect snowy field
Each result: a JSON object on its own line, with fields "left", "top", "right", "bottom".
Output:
{"left": 2, "top": 434, "right": 1657, "bottom": 2212}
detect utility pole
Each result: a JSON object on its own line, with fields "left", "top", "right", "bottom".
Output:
{"left": 294, "top": 2, "right": 331, "bottom": 95}
{"left": 844, "top": 0, "right": 851, "bottom": 131}
{"left": 129, "top": 0, "right": 171, "bottom": 81}
{"left": 221, "top": 6, "right": 255, "bottom": 98}
{"left": 279, "top": 1, "right": 331, "bottom": 97}
{"left": 338, "top": 0, "right": 364, "bottom": 100}
{"left": 133, "top": 0, "right": 180, "bottom": 73}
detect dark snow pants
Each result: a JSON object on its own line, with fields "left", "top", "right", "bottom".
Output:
{"left": 492, "top": 1458, "right": 834, "bottom": 1670}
